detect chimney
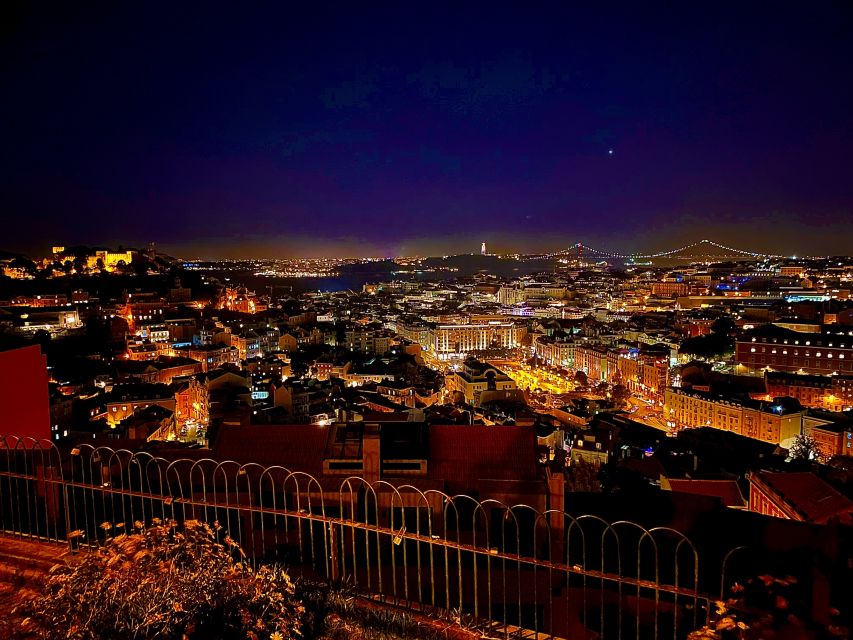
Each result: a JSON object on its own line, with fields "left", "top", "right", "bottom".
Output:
{"left": 362, "top": 424, "right": 381, "bottom": 482}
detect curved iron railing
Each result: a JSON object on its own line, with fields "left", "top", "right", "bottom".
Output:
{"left": 0, "top": 435, "right": 760, "bottom": 639}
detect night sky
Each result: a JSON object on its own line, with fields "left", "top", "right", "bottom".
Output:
{"left": 2, "top": 2, "right": 852, "bottom": 258}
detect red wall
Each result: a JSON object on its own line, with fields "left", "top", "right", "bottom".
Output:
{"left": 0, "top": 345, "right": 51, "bottom": 443}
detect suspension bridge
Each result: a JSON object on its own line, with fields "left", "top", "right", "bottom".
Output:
{"left": 533, "top": 239, "right": 783, "bottom": 261}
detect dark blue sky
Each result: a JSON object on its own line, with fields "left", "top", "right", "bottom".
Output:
{"left": 2, "top": 2, "right": 852, "bottom": 258}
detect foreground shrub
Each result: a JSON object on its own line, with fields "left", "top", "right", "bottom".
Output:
{"left": 689, "top": 574, "right": 848, "bottom": 640}
{"left": 16, "top": 519, "right": 304, "bottom": 640}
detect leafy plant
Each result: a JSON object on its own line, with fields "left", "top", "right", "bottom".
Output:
{"left": 789, "top": 434, "right": 822, "bottom": 462}
{"left": 15, "top": 519, "right": 304, "bottom": 640}
{"left": 689, "top": 575, "right": 848, "bottom": 640}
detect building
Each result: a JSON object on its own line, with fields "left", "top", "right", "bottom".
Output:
{"left": 164, "top": 318, "right": 197, "bottom": 343}
{"left": 574, "top": 344, "right": 618, "bottom": 382}
{"left": 736, "top": 324, "right": 853, "bottom": 376}
{"left": 0, "top": 344, "right": 51, "bottom": 442}
{"left": 748, "top": 471, "right": 853, "bottom": 523}
{"left": 664, "top": 387, "right": 805, "bottom": 446}
{"left": 118, "top": 405, "right": 175, "bottom": 441}
{"left": 95, "top": 383, "right": 177, "bottom": 427}
{"left": 173, "top": 377, "right": 209, "bottom": 432}
{"left": 661, "top": 478, "right": 747, "bottom": 509}
{"left": 445, "top": 358, "right": 520, "bottom": 406}
{"left": 115, "top": 356, "right": 203, "bottom": 385}
{"left": 220, "top": 287, "right": 266, "bottom": 314}
{"left": 168, "top": 278, "right": 192, "bottom": 303}
{"left": 396, "top": 320, "right": 431, "bottom": 347}
{"left": 651, "top": 282, "right": 689, "bottom": 298}
{"left": 0, "top": 306, "right": 82, "bottom": 334}
{"left": 344, "top": 327, "right": 393, "bottom": 354}
{"left": 534, "top": 335, "right": 575, "bottom": 367}
{"left": 569, "top": 426, "right": 612, "bottom": 467}
{"left": 86, "top": 249, "right": 135, "bottom": 271}
{"left": 126, "top": 342, "right": 162, "bottom": 361}
{"left": 171, "top": 344, "right": 240, "bottom": 372}
{"left": 763, "top": 371, "right": 853, "bottom": 412}
{"left": 212, "top": 422, "right": 547, "bottom": 507}
{"left": 615, "top": 345, "right": 670, "bottom": 401}
{"left": 810, "top": 421, "right": 853, "bottom": 460}
{"left": 497, "top": 284, "right": 568, "bottom": 306}
{"left": 430, "top": 322, "right": 526, "bottom": 361}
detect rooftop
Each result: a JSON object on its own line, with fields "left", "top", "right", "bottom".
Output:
{"left": 751, "top": 471, "right": 853, "bottom": 523}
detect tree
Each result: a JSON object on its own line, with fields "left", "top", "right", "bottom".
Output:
{"left": 9, "top": 256, "right": 36, "bottom": 276}
{"left": 16, "top": 519, "right": 304, "bottom": 639}
{"left": 573, "top": 370, "right": 588, "bottom": 387}
{"left": 710, "top": 316, "right": 736, "bottom": 336}
{"left": 610, "top": 384, "right": 631, "bottom": 409}
{"left": 679, "top": 333, "right": 734, "bottom": 360}
{"left": 789, "top": 434, "right": 821, "bottom": 461}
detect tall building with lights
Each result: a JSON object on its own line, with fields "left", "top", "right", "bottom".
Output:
{"left": 481, "top": 242, "right": 487, "bottom": 256}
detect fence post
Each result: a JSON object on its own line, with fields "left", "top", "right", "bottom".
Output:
{"left": 35, "top": 462, "right": 61, "bottom": 541}
{"left": 329, "top": 521, "right": 339, "bottom": 583}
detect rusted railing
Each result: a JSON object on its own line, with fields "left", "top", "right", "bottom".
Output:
{"left": 0, "top": 435, "right": 758, "bottom": 639}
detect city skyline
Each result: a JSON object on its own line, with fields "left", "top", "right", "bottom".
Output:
{"left": 8, "top": 234, "right": 847, "bottom": 262}
{"left": 2, "top": 2, "right": 852, "bottom": 258}
{"left": 2, "top": 3, "right": 853, "bottom": 637}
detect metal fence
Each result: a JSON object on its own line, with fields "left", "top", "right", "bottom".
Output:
{"left": 0, "top": 435, "right": 759, "bottom": 639}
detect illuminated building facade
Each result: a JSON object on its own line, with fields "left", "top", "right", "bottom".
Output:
{"left": 810, "top": 422, "right": 853, "bottom": 460}
{"left": 616, "top": 349, "right": 670, "bottom": 401}
{"left": 174, "top": 377, "right": 209, "bottom": 428}
{"left": 497, "top": 284, "right": 568, "bottom": 305}
{"left": 764, "top": 371, "right": 853, "bottom": 412}
{"left": 429, "top": 322, "right": 526, "bottom": 360}
{"left": 748, "top": 471, "right": 853, "bottom": 523}
{"left": 172, "top": 344, "right": 240, "bottom": 372}
{"left": 534, "top": 335, "right": 575, "bottom": 367}
{"left": 736, "top": 325, "right": 853, "bottom": 375}
{"left": 445, "top": 358, "right": 519, "bottom": 406}
{"left": 86, "top": 249, "right": 135, "bottom": 271}
{"left": 650, "top": 282, "right": 689, "bottom": 298}
{"left": 220, "top": 286, "right": 266, "bottom": 314}
{"left": 664, "top": 387, "right": 804, "bottom": 446}
{"left": 96, "top": 384, "right": 176, "bottom": 427}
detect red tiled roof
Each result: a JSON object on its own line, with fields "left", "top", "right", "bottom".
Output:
{"left": 666, "top": 478, "right": 747, "bottom": 508}
{"left": 428, "top": 425, "right": 539, "bottom": 487}
{"left": 752, "top": 471, "right": 853, "bottom": 524}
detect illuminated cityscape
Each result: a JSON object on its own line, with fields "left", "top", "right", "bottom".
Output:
{"left": 1, "top": 2, "right": 852, "bottom": 639}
